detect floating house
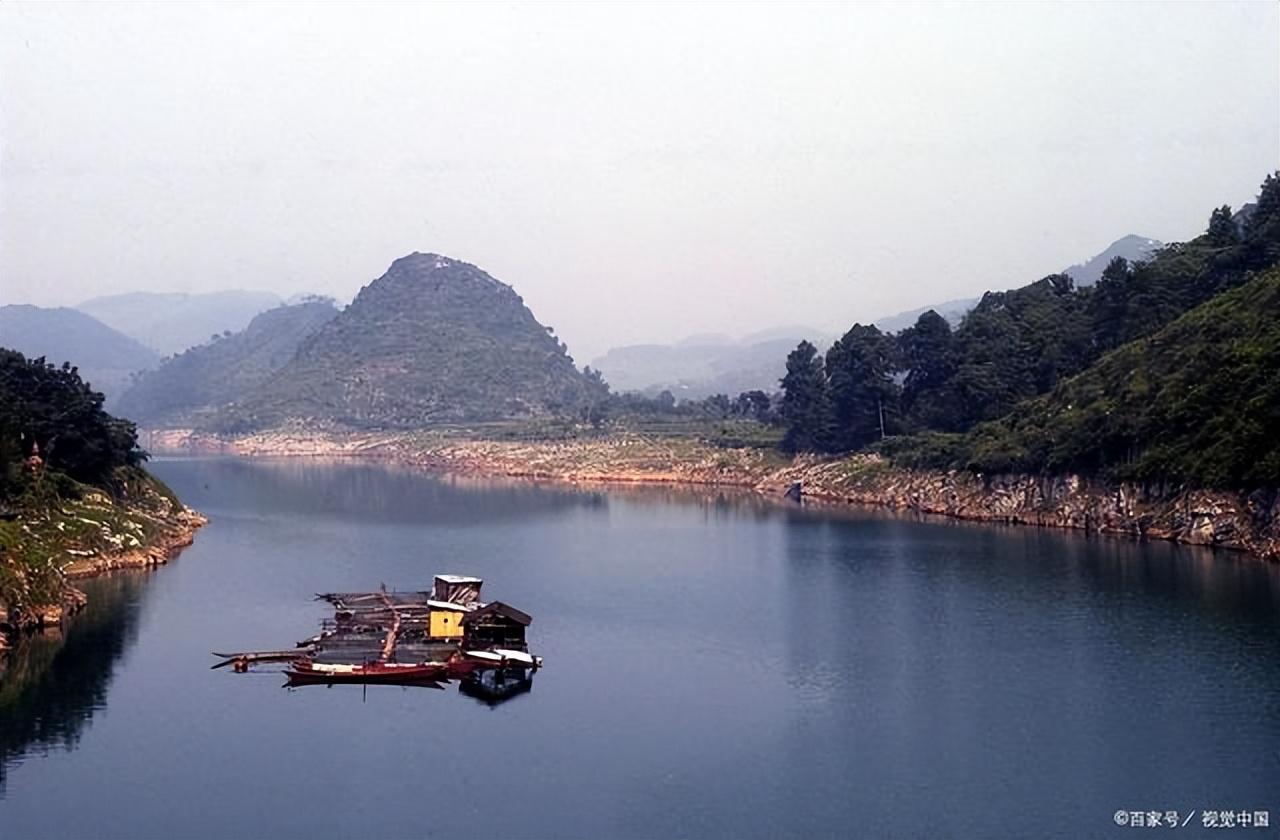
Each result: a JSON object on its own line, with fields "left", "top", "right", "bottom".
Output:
{"left": 215, "top": 574, "right": 541, "bottom": 701}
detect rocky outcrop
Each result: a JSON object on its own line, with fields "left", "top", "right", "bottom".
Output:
{"left": 60, "top": 507, "right": 206, "bottom": 580}
{"left": 767, "top": 459, "right": 1280, "bottom": 561}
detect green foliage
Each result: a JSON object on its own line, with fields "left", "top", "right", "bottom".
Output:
{"left": 0, "top": 466, "right": 186, "bottom": 617}
{"left": 0, "top": 349, "right": 145, "bottom": 497}
{"left": 824, "top": 324, "right": 898, "bottom": 449}
{"left": 944, "top": 273, "right": 1093, "bottom": 426}
{"left": 889, "top": 268, "right": 1280, "bottom": 487}
{"left": 779, "top": 341, "right": 835, "bottom": 453}
{"left": 1207, "top": 205, "right": 1238, "bottom": 246}
{"left": 898, "top": 310, "right": 959, "bottom": 431}
{"left": 116, "top": 300, "right": 339, "bottom": 427}
{"left": 783, "top": 171, "right": 1280, "bottom": 492}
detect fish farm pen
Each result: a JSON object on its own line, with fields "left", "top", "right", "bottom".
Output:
{"left": 213, "top": 575, "right": 542, "bottom": 702}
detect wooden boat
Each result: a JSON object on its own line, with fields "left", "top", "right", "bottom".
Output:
{"left": 284, "top": 659, "right": 447, "bottom": 687}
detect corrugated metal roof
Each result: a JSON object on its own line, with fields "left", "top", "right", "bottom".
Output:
{"left": 434, "top": 574, "right": 482, "bottom": 584}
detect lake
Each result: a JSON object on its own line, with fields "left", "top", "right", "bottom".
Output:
{"left": 2, "top": 457, "right": 1278, "bottom": 838}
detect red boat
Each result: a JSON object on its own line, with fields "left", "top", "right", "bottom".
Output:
{"left": 284, "top": 659, "right": 447, "bottom": 687}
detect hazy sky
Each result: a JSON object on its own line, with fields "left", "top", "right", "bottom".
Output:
{"left": 2, "top": 2, "right": 1276, "bottom": 361}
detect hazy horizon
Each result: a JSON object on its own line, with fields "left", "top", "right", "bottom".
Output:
{"left": 2, "top": 2, "right": 1276, "bottom": 360}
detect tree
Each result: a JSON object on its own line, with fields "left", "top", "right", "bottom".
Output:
{"left": 578, "top": 366, "right": 611, "bottom": 427}
{"left": 0, "top": 350, "right": 145, "bottom": 497}
{"left": 1089, "top": 256, "right": 1135, "bottom": 352}
{"left": 825, "top": 324, "right": 899, "bottom": 450}
{"left": 1248, "top": 172, "right": 1280, "bottom": 234}
{"left": 898, "top": 310, "right": 959, "bottom": 432}
{"left": 1207, "top": 205, "right": 1238, "bottom": 246}
{"left": 779, "top": 341, "right": 835, "bottom": 452}
{"left": 702, "top": 393, "right": 732, "bottom": 419}
{"left": 733, "top": 390, "right": 772, "bottom": 422}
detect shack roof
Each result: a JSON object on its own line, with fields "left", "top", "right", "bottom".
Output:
{"left": 434, "top": 574, "right": 482, "bottom": 584}
{"left": 460, "top": 601, "right": 532, "bottom": 626}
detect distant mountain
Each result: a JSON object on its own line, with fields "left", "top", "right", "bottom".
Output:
{"left": 1060, "top": 234, "right": 1162, "bottom": 287}
{"left": 0, "top": 305, "right": 160, "bottom": 402}
{"left": 115, "top": 299, "right": 340, "bottom": 427}
{"left": 77, "top": 290, "right": 282, "bottom": 355}
{"left": 207, "top": 253, "right": 597, "bottom": 431}
{"left": 872, "top": 298, "right": 977, "bottom": 335}
{"left": 591, "top": 328, "right": 831, "bottom": 399}
{"left": 870, "top": 234, "right": 1165, "bottom": 335}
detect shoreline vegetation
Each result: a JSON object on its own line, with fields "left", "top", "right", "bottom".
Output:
{"left": 147, "top": 428, "right": 1279, "bottom": 563}
{"left": 0, "top": 349, "right": 207, "bottom": 652}
{"left": 0, "top": 471, "right": 205, "bottom": 651}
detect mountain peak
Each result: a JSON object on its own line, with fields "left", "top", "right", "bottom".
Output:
{"left": 205, "top": 255, "right": 592, "bottom": 430}
{"left": 1062, "top": 234, "right": 1163, "bottom": 286}
{"left": 378, "top": 252, "right": 509, "bottom": 293}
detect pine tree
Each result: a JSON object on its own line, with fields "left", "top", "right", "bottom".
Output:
{"left": 779, "top": 341, "right": 835, "bottom": 453}
{"left": 825, "top": 324, "right": 898, "bottom": 450}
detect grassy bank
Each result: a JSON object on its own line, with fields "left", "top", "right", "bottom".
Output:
{"left": 0, "top": 467, "right": 205, "bottom": 643}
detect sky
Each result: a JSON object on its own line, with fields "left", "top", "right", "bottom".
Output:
{"left": 1, "top": 2, "right": 1277, "bottom": 362}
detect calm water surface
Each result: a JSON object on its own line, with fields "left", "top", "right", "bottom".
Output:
{"left": 1, "top": 457, "right": 1278, "bottom": 838}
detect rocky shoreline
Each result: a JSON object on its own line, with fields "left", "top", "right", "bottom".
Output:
{"left": 0, "top": 482, "right": 206, "bottom": 652}
{"left": 147, "top": 428, "right": 1280, "bottom": 562}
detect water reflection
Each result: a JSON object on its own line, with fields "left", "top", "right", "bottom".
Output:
{"left": 2, "top": 458, "right": 1277, "bottom": 838}
{"left": 776, "top": 512, "right": 1280, "bottom": 837}
{"left": 0, "top": 574, "right": 148, "bottom": 796}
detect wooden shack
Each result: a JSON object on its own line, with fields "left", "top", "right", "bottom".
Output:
{"left": 461, "top": 601, "right": 532, "bottom": 650}
{"left": 431, "top": 574, "right": 483, "bottom": 605}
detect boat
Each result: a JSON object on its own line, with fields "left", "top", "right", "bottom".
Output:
{"left": 284, "top": 659, "right": 447, "bottom": 687}
{"left": 220, "top": 575, "right": 543, "bottom": 702}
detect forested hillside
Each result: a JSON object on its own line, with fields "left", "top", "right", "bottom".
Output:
{"left": 780, "top": 172, "right": 1280, "bottom": 487}
{"left": 207, "top": 253, "right": 603, "bottom": 431}
{"left": 115, "top": 298, "right": 338, "bottom": 427}
{"left": 889, "top": 267, "right": 1280, "bottom": 487}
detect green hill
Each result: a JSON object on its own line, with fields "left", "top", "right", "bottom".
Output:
{"left": 885, "top": 266, "right": 1280, "bottom": 489}
{"left": 114, "top": 299, "right": 339, "bottom": 427}
{"left": 779, "top": 172, "right": 1280, "bottom": 458}
{"left": 917, "top": 268, "right": 1280, "bottom": 487}
{"left": 208, "top": 253, "right": 598, "bottom": 431}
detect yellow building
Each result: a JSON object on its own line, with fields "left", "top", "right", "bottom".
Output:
{"left": 427, "top": 600, "right": 468, "bottom": 639}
